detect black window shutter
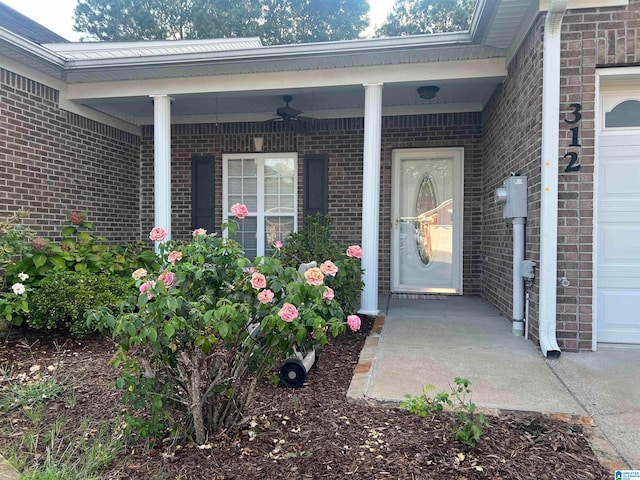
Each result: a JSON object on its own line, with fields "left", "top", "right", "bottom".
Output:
{"left": 191, "top": 156, "right": 215, "bottom": 232}
{"left": 304, "top": 154, "right": 328, "bottom": 217}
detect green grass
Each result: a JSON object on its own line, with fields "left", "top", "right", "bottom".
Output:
{"left": 0, "top": 365, "right": 125, "bottom": 479}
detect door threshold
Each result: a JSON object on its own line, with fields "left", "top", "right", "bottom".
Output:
{"left": 390, "top": 293, "right": 458, "bottom": 300}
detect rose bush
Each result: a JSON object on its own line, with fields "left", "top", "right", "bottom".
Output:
{"left": 90, "top": 206, "right": 355, "bottom": 443}
{"left": 280, "top": 214, "right": 365, "bottom": 315}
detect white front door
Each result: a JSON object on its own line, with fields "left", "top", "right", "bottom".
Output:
{"left": 596, "top": 83, "right": 640, "bottom": 344}
{"left": 391, "top": 148, "right": 463, "bottom": 293}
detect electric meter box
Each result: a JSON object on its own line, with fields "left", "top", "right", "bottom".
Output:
{"left": 495, "top": 176, "right": 528, "bottom": 219}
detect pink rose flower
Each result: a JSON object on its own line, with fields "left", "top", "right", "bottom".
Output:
{"left": 192, "top": 228, "right": 207, "bottom": 236}
{"left": 278, "top": 303, "right": 299, "bottom": 322}
{"left": 230, "top": 203, "right": 249, "bottom": 220}
{"left": 323, "top": 287, "right": 335, "bottom": 301}
{"left": 257, "top": 289, "right": 274, "bottom": 304}
{"left": 132, "top": 268, "right": 147, "bottom": 280}
{"left": 246, "top": 267, "right": 257, "bottom": 274}
{"left": 250, "top": 272, "right": 267, "bottom": 290}
{"left": 273, "top": 240, "right": 283, "bottom": 249}
{"left": 320, "top": 260, "right": 338, "bottom": 277}
{"left": 158, "top": 271, "right": 175, "bottom": 289}
{"left": 346, "top": 245, "right": 362, "bottom": 259}
{"left": 167, "top": 250, "right": 182, "bottom": 264}
{"left": 149, "top": 227, "right": 167, "bottom": 242}
{"left": 304, "top": 267, "right": 324, "bottom": 286}
{"left": 347, "top": 315, "right": 361, "bottom": 332}
{"left": 140, "top": 280, "right": 156, "bottom": 300}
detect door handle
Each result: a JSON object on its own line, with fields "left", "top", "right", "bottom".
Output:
{"left": 394, "top": 215, "right": 399, "bottom": 229}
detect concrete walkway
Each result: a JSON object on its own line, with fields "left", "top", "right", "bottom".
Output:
{"left": 347, "top": 295, "right": 640, "bottom": 470}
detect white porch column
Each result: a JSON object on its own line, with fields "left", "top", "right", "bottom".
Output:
{"left": 150, "top": 94, "right": 172, "bottom": 247}
{"left": 359, "top": 83, "right": 383, "bottom": 316}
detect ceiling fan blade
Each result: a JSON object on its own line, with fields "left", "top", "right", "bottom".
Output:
{"left": 276, "top": 105, "right": 303, "bottom": 118}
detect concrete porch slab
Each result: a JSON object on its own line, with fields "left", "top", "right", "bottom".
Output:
{"left": 347, "top": 295, "right": 639, "bottom": 470}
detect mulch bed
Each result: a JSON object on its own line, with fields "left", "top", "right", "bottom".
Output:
{"left": 0, "top": 319, "right": 611, "bottom": 479}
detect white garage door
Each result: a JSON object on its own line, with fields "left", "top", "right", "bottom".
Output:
{"left": 596, "top": 85, "right": 640, "bottom": 344}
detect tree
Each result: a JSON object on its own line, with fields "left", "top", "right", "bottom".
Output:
{"left": 259, "top": 0, "right": 369, "bottom": 45}
{"left": 73, "top": 0, "right": 369, "bottom": 45}
{"left": 377, "top": 0, "right": 476, "bottom": 37}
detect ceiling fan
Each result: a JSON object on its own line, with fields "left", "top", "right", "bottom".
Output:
{"left": 269, "top": 95, "right": 315, "bottom": 132}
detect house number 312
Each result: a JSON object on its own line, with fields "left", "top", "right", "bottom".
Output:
{"left": 563, "top": 103, "right": 582, "bottom": 172}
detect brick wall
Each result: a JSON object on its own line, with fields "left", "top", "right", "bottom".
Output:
{"left": 482, "top": 17, "right": 545, "bottom": 343}
{"left": 141, "top": 113, "right": 483, "bottom": 293}
{"left": 0, "top": 68, "right": 141, "bottom": 243}
{"left": 555, "top": 0, "right": 640, "bottom": 350}
{"left": 482, "top": 0, "right": 640, "bottom": 351}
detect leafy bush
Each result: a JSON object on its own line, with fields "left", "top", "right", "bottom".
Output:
{"left": 0, "top": 209, "right": 34, "bottom": 290}
{"left": 27, "top": 271, "right": 133, "bottom": 335}
{"left": 5, "top": 211, "right": 159, "bottom": 288}
{"left": 90, "top": 212, "right": 355, "bottom": 444}
{"left": 401, "top": 378, "right": 490, "bottom": 447}
{"left": 1, "top": 211, "right": 159, "bottom": 330}
{"left": 280, "top": 214, "right": 364, "bottom": 315}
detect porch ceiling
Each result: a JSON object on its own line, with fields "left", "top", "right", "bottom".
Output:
{"left": 77, "top": 77, "right": 503, "bottom": 125}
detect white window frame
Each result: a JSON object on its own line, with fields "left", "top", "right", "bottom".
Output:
{"left": 222, "top": 152, "right": 298, "bottom": 257}
{"left": 598, "top": 75, "right": 640, "bottom": 136}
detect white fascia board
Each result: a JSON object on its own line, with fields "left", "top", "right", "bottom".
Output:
{"left": 0, "top": 54, "right": 141, "bottom": 135}
{"left": 539, "top": 0, "right": 628, "bottom": 10}
{"left": 66, "top": 58, "right": 506, "bottom": 100}
{"left": 138, "top": 102, "right": 484, "bottom": 125}
{"left": 0, "top": 26, "right": 66, "bottom": 68}
{"left": 62, "top": 32, "right": 471, "bottom": 69}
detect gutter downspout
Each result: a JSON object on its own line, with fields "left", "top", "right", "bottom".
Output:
{"left": 538, "top": 0, "right": 567, "bottom": 358}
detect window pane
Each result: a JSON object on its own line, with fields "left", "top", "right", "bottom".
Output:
{"left": 243, "top": 194, "right": 257, "bottom": 211}
{"left": 265, "top": 158, "right": 294, "bottom": 177}
{"left": 280, "top": 176, "right": 294, "bottom": 194}
{"left": 243, "top": 159, "right": 257, "bottom": 177}
{"left": 228, "top": 178, "right": 242, "bottom": 195}
{"left": 605, "top": 100, "right": 640, "bottom": 128}
{"left": 232, "top": 217, "right": 258, "bottom": 259}
{"left": 228, "top": 159, "right": 242, "bottom": 176}
{"left": 265, "top": 177, "right": 279, "bottom": 195}
{"left": 280, "top": 195, "right": 294, "bottom": 212}
{"left": 265, "top": 216, "right": 294, "bottom": 254}
{"left": 265, "top": 194, "right": 278, "bottom": 212}
{"left": 243, "top": 177, "right": 257, "bottom": 195}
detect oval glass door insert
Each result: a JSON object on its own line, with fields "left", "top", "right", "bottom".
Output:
{"left": 415, "top": 175, "right": 438, "bottom": 265}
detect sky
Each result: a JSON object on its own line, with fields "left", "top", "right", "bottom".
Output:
{"left": 2, "top": 0, "right": 395, "bottom": 42}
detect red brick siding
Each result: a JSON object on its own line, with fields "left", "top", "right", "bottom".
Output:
{"left": 0, "top": 68, "right": 140, "bottom": 243}
{"left": 482, "top": 17, "right": 545, "bottom": 345}
{"left": 483, "top": 0, "right": 640, "bottom": 351}
{"left": 141, "top": 113, "right": 483, "bottom": 294}
{"left": 555, "top": 0, "right": 640, "bottom": 350}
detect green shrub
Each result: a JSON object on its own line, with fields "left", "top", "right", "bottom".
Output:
{"left": 280, "top": 214, "right": 364, "bottom": 314}
{"left": 27, "top": 271, "right": 133, "bottom": 335}
{"left": 0, "top": 209, "right": 34, "bottom": 290}
{"left": 5, "top": 211, "right": 160, "bottom": 288}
